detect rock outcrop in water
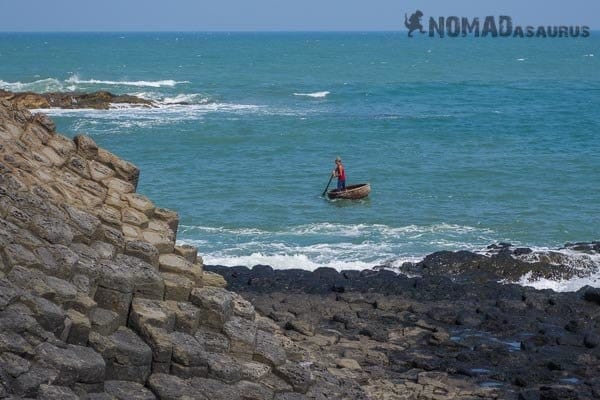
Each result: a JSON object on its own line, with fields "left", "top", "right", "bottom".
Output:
{"left": 0, "top": 100, "right": 365, "bottom": 399}
{"left": 0, "top": 89, "right": 155, "bottom": 110}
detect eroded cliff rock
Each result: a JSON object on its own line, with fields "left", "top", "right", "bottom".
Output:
{"left": 0, "top": 100, "right": 361, "bottom": 399}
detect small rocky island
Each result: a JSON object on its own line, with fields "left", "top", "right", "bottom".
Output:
{"left": 0, "top": 97, "right": 599, "bottom": 399}
{"left": 0, "top": 89, "right": 155, "bottom": 110}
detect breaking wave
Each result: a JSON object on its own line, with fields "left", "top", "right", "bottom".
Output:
{"left": 65, "top": 75, "right": 189, "bottom": 88}
{"left": 178, "top": 223, "right": 600, "bottom": 291}
{"left": 177, "top": 222, "right": 499, "bottom": 272}
{"left": 0, "top": 75, "right": 189, "bottom": 93}
{"left": 293, "top": 91, "right": 330, "bottom": 98}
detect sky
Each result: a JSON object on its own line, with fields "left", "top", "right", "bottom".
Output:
{"left": 0, "top": 0, "right": 597, "bottom": 31}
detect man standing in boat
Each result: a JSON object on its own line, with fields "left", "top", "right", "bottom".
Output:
{"left": 333, "top": 156, "right": 346, "bottom": 191}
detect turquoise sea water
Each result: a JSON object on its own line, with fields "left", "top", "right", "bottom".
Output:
{"left": 1, "top": 32, "right": 598, "bottom": 272}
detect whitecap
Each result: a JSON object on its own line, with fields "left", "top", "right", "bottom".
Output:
{"left": 293, "top": 91, "right": 330, "bottom": 98}
{"left": 161, "top": 93, "right": 211, "bottom": 105}
{"left": 516, "top": 270, "right": 600, "bottom": 293}
{"left": 0, "top": 78, "right": 65, "bottom": 92}
{"left": 176, "top": 222, "right": 499, "bottom": 272}
{"left": 66, "top": 75, "right": 189, "bottom": 87}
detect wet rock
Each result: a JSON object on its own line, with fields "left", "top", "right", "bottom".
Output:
{"left": 583, "top": 332, "right": 599, "bottom": 348}
{"left": 582, "top": 287, "right": 600, "bottom": 305}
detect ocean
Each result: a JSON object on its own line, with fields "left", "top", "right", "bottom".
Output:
{"left": 1, "top": 32, "right": 598, "bottom": 291}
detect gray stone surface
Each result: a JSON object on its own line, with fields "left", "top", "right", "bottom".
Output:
{"left": 37, "top": 384, "right": 80, "bottom": 400}
{"left": 90, "top": 307, "right": 120, "bottom": 336}
{"left": 89, "top": 328, "right": 152, "bottom": 383}
{"left": 189, "top": 287, "right": 233, "bottom": 329}
{"left": 35, "top": 342, "right": 105, "bottom": 386}
{"left": 147, "top": 373, "right": 206, "bottom": 400}
{"left": 104, "top": 380, "right": 157, "bottom": 400}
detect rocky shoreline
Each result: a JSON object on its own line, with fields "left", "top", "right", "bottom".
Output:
{"left": 0, "top": 97, "right": 599, "bottom": 400}
{"left": 0, "top": 89, "right": 155, "bottom": 110}
{"left": 205, "top": 262, "right": 600, "bottom": 399}
{"left": 0, "top": 100, "right": 367, "bottom": 399}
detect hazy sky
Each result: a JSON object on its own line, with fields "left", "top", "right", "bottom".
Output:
{"left": 1, "top": 0, "right": 597, "bottom": 31}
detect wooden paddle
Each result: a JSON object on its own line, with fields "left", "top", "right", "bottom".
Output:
{"left": 321, "top": 175, "right": 334, "bottom": 197}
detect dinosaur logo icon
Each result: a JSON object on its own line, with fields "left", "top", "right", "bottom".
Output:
{"left": 405, "top": 10, "right": 426, "bottom": 37}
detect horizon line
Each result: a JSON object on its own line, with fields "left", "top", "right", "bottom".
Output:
{"left": 0, "top": 28, "right": 597, "bottom": 34}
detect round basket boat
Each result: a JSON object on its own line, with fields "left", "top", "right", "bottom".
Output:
{"left": 327, "top": 183, "right": 371, "bottom": 200}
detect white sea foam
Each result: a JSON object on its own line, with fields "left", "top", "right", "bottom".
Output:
{"left": 179, "top": 223, "right": 600, "bottom": 290}
{"left": 293, "top": 91, "right": 330, "bottom": 98}
{"left": 30, "top": 101, "right": 264, "bottom": 133}
{"left": 202, "top": 252, "right": 376, "bottom": 271}
{"left": 65, "top": 75, "right": 189, "bottom": 88}
{"left": 0, "top": 78, "right": 65, "bottom": 92}
{"left": 161, "top": 94, "right": 211, "bottom": 104}
{"left": 180, "top": 222, "right": 493, "bottom": 239}
{"left": 0, "top": 76, "right": 189, "bottom": 93}
{"left": 517, "top": 271, "right": 600, "bottom": 292}
{"left": 177, "top": 222, "right": 498, "bottom": 272}
{"left": 31, "top": 102, "right": 261, "bottom": 116}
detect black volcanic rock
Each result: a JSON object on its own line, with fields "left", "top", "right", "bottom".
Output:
{"left": 205, "top": 261, "right": 600, "bottom": 399}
